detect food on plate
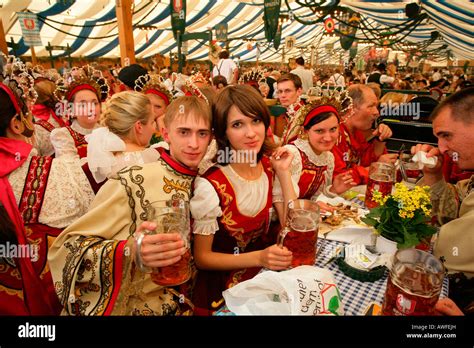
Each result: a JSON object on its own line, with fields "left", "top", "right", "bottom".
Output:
{"left": 321, "top": 203, "right": 361, "bottom": 226}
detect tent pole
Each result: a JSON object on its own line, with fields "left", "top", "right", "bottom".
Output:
{"left": 30, "top": 46, "right": 37, "bottom": 65}
{"left": 0, "top": 19, "right": 8, "bottom": 55}
{"left": 116, "top": 0, "right": 136, "bottom": 66}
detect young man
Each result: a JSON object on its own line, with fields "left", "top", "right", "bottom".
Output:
{"left": 212, "top": 50, "right": 238, "bottom": 85}
{"left": 274, "top": 73, "right": 304, "bottom": 143}
{"left": 48, "top": 96, "right": 212, "bottom": 316}
{"left": 332, "top": 84, "right": 397, "bottom": 184}
{"left": 411, "top": 87, "right": 474, "bottom": 315}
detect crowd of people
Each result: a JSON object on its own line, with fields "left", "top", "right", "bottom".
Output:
{"left": 0, "top": 50, "right": 472, "bottom": 316}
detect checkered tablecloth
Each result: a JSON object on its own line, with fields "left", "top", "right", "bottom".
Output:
{"left": 315, "top": 238, "right": 449, "bottom": 315}
{"left": 215, "top": 238, "right": 449, "bottom": 316}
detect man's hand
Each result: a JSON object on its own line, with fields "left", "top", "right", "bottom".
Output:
{"left": 372, "top": 123, "right": 393, "bottom": 142}
{"left": 136, "top": 221, "right": 186, "bottom": 268}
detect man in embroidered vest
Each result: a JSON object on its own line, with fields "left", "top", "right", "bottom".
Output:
{"left": 0, "top": 57, "right": 94, "bottom": 315}
{"left": 332, "top": 84, "right": 397, "bottom": 184}
{"left": 275, "top": 73, "right": 305, "bottom": 143}
{"left": 411, "top": 87, "right": 474, "bottom": 315}
{"left": 48, "top": 96, "right": 212, "bottom": 315}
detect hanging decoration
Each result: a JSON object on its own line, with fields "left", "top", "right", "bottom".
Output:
{"left": 170, "top": 0, "right": 186, "bottom": 40}
{"left": 339, "top": 11, "right": 360, "bottom": 50}
{"left": 324, "top": 17, "right": 335, "bottom": 34}
{"left": 264, "top": 0, "right": 281, "bottom": 43}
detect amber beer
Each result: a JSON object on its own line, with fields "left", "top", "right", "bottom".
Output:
{"left": 279, "top": 199, "right": 320, "bottom": 268}
{"left": 283, "top": 216, "right": 318, "bottom": 268}
{"left": 145, "top": 199, "right": 192, "bottom": 286}
{"left": 151, "top": 249, "right": 191, "bottom": 286}
{"left": 365, "top": 162, "right": 395, "bottom": 209}
{"left": 382, "top": 249, "right": 444, "bottom": 316}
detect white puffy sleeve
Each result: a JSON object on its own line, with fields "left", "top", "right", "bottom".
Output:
{"left": 50, "top": 127, "right": 79, "bottom": 159}
{"left": 272, "top": 144, "right": 302, "bottom": 203}
{"left": 190, "top": 177, "right": 222, "bottom": 235}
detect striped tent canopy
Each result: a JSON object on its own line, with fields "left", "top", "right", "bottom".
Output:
{"left": 2, "top": 0, "right": 472, "bottom": 62}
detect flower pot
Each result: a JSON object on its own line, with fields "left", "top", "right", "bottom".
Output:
{"left": 375, "top": 235, "right": 398, "bottom": 254}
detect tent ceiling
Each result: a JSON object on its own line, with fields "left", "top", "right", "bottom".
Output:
{"left": 2, "top": 0, "right": 473, "bottom": 62}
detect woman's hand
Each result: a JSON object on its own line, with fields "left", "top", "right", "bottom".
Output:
{"left": 136, "top": 221, "right": 186, "bottom": 268}
{"left": 270, "top": 147, "right": 294, "bottom": 174}
{"left": 330, "top": 171, "right": 357, "bottom": 195}
{"left": 259, "top": 244, "right": 292, "bottom": 270}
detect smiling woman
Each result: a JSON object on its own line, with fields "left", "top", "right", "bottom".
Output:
{"left": 190, "top": 85, "right": 294, "bottom": 315}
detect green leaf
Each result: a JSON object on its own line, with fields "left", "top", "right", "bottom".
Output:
{"left": 328, "top": 296, "right": 340, "bottom": 316}
{"left": 361, "top": 216, "right": 378, "bottom": 226}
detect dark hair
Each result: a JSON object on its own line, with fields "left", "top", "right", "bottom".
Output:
{"left": 277, "top": 73, "right": 302, "bottom": 90}
{"left": 212, "top": 75, "right": 228, "bottom": 88}
{"left": 295, "top": 57, "right": 305, "bottom": 66}
{"left": 304, "top": 111, "right": 338, "bottom": 130}
{"left": 0, "top": 88, "right": 18, "bottom": 137}
{"left": 430, "top": 87, "right": 474, "bottom": 124}
{"left": 219, "top": 50, "right": 230, "bottom": 59}
{"left": 212, "top": 85, "right": 274, "bottom": 164}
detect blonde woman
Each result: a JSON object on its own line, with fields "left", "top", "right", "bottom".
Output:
{"left": 85, "top": 91, "right": 161, "bottom": 184}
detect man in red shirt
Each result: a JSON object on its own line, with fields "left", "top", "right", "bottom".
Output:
{"left": 332, "top": 84, "right": 398, "bottom": 184}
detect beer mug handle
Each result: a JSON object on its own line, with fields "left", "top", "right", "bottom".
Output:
{"left": 278, "top": 227, "right": 290, "bottom": 247}
{"left": 134, "top": 231, "right": 151, "bottom": 273}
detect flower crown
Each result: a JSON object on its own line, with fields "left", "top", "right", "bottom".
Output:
{"left": 0, "top": 54, "right": 38, "bottom": 113}
{"left": 185, "top": 75, "right": 209, "bottom": 105}
{"left": 238, "top": 68, "right": 265, "bottom": 85}
{"left": 134, "top": 73, "right": 173, "bottom": 106}
{"left": 29, "top": 65, "right": 61, "bottom": 83}
{"left": 188, "top": 72, "right": 208, "bottom": 85}
{"left": 0, "top": 54, "right": 37, "bottom": 137}
{"left": 54, "top": 65, "right": 109, "bottom": 103}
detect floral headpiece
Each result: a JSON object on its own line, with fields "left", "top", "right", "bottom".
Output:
{"left": 0, "top": 54, "right": 37, "bottom": 137}
{"left": 283, "top": 84, "right": 352, "bottom": 144}
{"left": 29, "top": 65, "right": 61, "bottom": 83}
{"left": 54, "top": 65, "right": 109, "bottom": 103}
{"left": 134, "top": 73, "right": 173, "bottom": 106}
{"left": 185, "top": 75, "right": 209, "bottom": 105}
{"left": 188, "top": 72, "right": 208, "bottom": 85}
{"left": 238, "top": 68, "right": 265, "bottom": 86}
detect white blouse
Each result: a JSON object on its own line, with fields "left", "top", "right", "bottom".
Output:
{"left": 190, "top": 164, "right": 269, "bottom": 235}
{"left": 9, "top": 148, "right": 95, "bottom": 229}
{"left": 50, "top": 120, "right": 95, "bottom": 162}
{"left": 272, "top": 138, "right": 336, "bottom": 203}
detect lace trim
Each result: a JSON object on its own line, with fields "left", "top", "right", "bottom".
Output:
{"left": 294, "top": 138, "right": 333, "bottom": 168}
{"left": 71, "top": 120, "right": 95, "bottom": 135}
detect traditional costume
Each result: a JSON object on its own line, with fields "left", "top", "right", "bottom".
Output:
{"left": 423, "top": 175, "right": 474, "bottom": 314}
{"left": 190, "top": 157, "right": 275, "bottom": 314}
{"left": 50, "top": 66, "right": 109, "bottom": 162}
{"left": 332, "top": 122, "right": 386, "bottom": 185}
{"left": 0, "top": 56, "right": 94, "bottom": 315}
{"left": 48, "top": 148, "right": 198, "bottom": 315}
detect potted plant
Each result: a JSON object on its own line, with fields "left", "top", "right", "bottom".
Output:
{"left": 361, "top": 183, "right": 437, "bottom": 252}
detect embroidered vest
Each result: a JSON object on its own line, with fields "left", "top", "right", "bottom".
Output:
{"left": 34, "top": 119, "right": 56, "bottom": 133}
{"left": 290, "top": 142, "right": 328, "bottom": 199}
{"left": 66, "top": 126, "right": 88, "bottom": 159}
{"left": 192, "top": 158, "right": 274, "bottom": 314}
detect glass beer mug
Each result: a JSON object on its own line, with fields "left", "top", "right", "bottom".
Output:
{"left": 365, "top": 162, "right": 395, "bottom": 209}
{"left": 382, "top": 249, "right": 445, "bottom": 316}
{"left": 278, "top": 199, "right": 320, "bottom": 268}
{"left": 138, "top": 199, "right": 192, "bottom": 286}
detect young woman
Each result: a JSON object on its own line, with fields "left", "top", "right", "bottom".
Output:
{"left": 0, "top": 56, "right": 94, "bottom": 315}
{"left": 85, "top": 91, "right": 161, "bottom": 184}
{"left": 190, "top": 85, "right": 292, "bottom": 315}
{"left": 50, "top": 66, "right": 109, "bottom": 162}
{"left": 272, "top": 101, "right": 357, "bottom": 221}
{"left": 134, "top": 73, "right": 172, "bottom": 145}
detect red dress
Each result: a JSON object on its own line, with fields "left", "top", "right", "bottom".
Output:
{"left": 332, "top": 123, "right": 385, "bottom": 185}
{"left": 192, "top": 157, "right": 275, "bottom": 315}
